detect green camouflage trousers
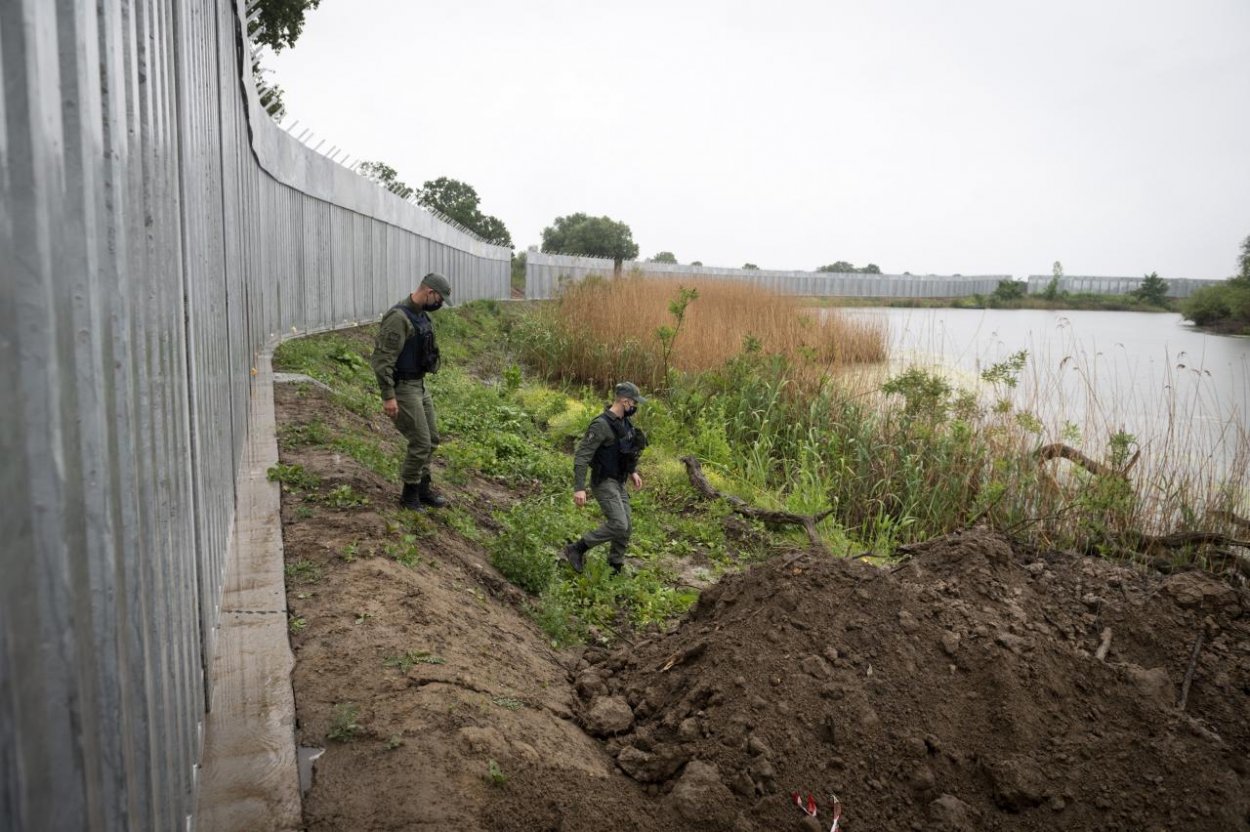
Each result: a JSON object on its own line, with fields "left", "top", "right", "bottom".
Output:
{"left": 580, "top": 478, "right": 633, "bottom": 566}
{"left": 394, "top": 378, "right": 439, "bottom": 484}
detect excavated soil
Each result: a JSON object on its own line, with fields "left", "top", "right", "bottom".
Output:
{"left": 276, "top": 383, "right": 1250, "bottom": 832}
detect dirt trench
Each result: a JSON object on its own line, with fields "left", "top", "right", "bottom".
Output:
{"left": 276, "top": 383, "right": 1250, "bottom": 831}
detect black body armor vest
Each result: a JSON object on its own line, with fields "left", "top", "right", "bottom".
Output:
{"left": 393, "top": 304, "right": 440, "bottom": 381}
{"left": 590, "top": 413, "right": 643, "bottom": 485}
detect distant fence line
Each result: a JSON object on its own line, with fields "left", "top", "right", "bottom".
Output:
{"left": 526, "top": 252, "right": 1226, "bottom": 302}
{"left": 525, "top": 251, "right": 1008, "bottom": 300}
{"left": 1025, "top": 275, "right": 1225, "bottom": 299}
{"left": 1, "top": 1, "right": 508, "bottom": 829}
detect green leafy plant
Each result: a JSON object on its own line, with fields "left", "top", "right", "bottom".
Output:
{"left": 267, "top": 463, "right": 320, "bottom": 491}
{"left": 327, "top": 703, "right": 361, "bottom": 742}
{"left": 322, "top": 484, "right": 369, "bottom": 509}
{"left": 383, "top": 650, "right": 445, "bottom": 673}
{"left": 485, "top": 759, "right": 507, "bottom": 786}
{"left": 284, "top": 559, "right": 322, "bottom": 584}
{"left": 655, "top": 285, "right": 699, "bottom": 391}
{"left": 288, "top": 615, "right": 307, "bottom": 635}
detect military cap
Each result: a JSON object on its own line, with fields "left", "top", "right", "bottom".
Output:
{"left": 614, "top": 381, "right": 646, "bottom": 402}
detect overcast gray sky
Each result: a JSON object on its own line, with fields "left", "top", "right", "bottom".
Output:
{"left": 269, "top": 0, "right": 1250, "bottom": 278}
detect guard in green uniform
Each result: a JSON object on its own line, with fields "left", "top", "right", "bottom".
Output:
{"left": 369, "top": 272, "right": 452, "bottom": 511}
{"left": 562, "top": 382, "right": 648, "bottom": 574}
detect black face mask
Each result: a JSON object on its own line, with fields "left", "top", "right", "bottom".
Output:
{"left": 624, "top": 405, "right": 637, "bottom": 417}
{"left": 424, "top": 299, "right": 444, "bottom": 312}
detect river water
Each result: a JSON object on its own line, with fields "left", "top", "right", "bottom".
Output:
{"left": 838, "top": 308, "right": 1249, "bottom": 500}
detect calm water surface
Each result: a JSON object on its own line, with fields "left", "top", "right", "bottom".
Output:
{"left": 840, "top": 308, "right": 1249, "bottom": 486}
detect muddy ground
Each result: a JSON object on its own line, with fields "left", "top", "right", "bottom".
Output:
{"left": 276, "top": 382, "right": 1250, "bottom": 831}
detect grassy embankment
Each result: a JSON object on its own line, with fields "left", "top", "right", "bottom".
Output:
{"left": 274, "top": 278, "right": 1248, "bottom": 646}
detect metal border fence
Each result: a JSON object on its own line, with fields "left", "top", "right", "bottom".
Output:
{"left": 0, "top": 1, "right": 509, "bottom": 829}
{"left": 525, "top": 251, "right": 1008, "bottom": 300}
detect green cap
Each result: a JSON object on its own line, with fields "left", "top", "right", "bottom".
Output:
{"left": 614, "top": 381, "right": 646, "bottom": 402}
{"left": 421, "top": 272, "right": 452, "bottom": 304}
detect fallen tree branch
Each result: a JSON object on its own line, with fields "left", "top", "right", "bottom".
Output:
{"left": 1207, "top": 510, "right": 1250, "bottom": 534}
{"left": 681, "top": 456, "right": 831, "bottom": 551}
{"left": 1036, "top": 443, "right": 1135, "bottom": 478}
{"left": 1177, "top": 629, "right": 1205, "bottom": 712}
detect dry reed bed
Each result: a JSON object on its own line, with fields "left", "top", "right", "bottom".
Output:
{"left": 533, "top": 275, "right": 887, "bottom": 390}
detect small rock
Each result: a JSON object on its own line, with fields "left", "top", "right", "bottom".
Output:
{"left": 747, "top": 735, "right": 773, "bottom": 758}
{"left": 801, "top": 654, "right": 833, "bottom": 679}
{"left": 575, "top": 669, "right": 608, "bottom": 701}
{"left": 928, "top": 794, "right": 978, "bottom": 830}
{"left": 941, "top": 632, "right": 961, "bottom": 656}
{"left": 909, "top": 764, "right": 936, "bottom": 793}
{"left": 823, "top": 646, "right": 840, "bottom": 663}
{"left": 616, "top": 745, "right": 689, "bottom": 783}
{"left": 1081, "top": 593, "right": 1102, "bottom": 609}
{"left": 985, "top": 758, "right": 1048, "bottom": 811}
{"left": 898, "top": 610, "right": 920, "bottom": 633}
{"left": 678, "top": 717, "right": 702, "bottom": 742}
{"left": 668, "top": 760, "right": 737, "bottom": 828}
{"left": 1024, "top": 562, "right": 1045, "bottom": 576}
{"left": 1123, "top": 664, "right": 1173, "bottom": 708}
{"left": 1049, "top": 796, "right": 1066, "bottom": 812}
{"left": 584, "top": 696, "right": 634, "bottom": 737}
{"left": 728, "top": 770, "right": 755, "bottom": 797}
{"left": 995, "top": 632, "right": 1029, "bottom": 654}
{"left": 1164, "top": 572, "right": 1239, "bottom": 611}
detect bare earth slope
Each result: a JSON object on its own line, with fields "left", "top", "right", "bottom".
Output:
{"left": 276, "top": 384, "right": 1250, "bottom": 832}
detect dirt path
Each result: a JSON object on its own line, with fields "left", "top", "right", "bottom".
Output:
{"left": 277, "top": 383, "right": 1250, "bottom": 831}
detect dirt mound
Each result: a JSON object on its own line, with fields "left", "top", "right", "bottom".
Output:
{"left": 485, "top": 529, "right": 1250, "bottom": 831}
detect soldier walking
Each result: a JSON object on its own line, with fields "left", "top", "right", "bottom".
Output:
{"left": 562, "top": 382, "right": 648, "bottom": 575}
{"left": 369, "top": 272, "right": 452, "bottom": 511}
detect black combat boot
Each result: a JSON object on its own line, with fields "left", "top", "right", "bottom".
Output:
{"left": 399, "top": 482, "right": 425, "bottom": 511}
{"left": 418, "top": 474, "right": 448, "bottom": 508}
{"left": 560, "top": 540, "right": 588, "bottom": 573}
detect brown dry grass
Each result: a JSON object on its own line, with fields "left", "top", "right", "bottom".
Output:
{"left": 526, "top": 275, "right": 887, "bottom": 391}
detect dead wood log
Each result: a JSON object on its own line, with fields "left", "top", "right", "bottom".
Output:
{"left": 681, "top": 456, "right": 832, "bottom": 551}
{"left": 1177, "top": 629, "right": 1206, "bottom": 711}
{"left": 1207, "top": 510, "right": 1250, "bottom": 533}
{"left": 1036, "top": 442, "right": 1138, "bottom": 478}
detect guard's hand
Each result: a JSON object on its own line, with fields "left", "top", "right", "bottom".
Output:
{"left": 383, "top": 398, "right": 398, "bottom": 419}
{"left": 573, "top": 490, "right": 587, "bottom": 507}
{"left": 630, "top": 472, "right": 643, "bottom": 490}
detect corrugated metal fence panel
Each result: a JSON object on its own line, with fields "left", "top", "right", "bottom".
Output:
{"left": 524, "top": 252, "right": 1010, "bottom": 300}
{"left": 1, "top": 0, "right": 511, "bottom": 829}
{"left": 1026, "top": 275, "right": 1228, "bottom": 299}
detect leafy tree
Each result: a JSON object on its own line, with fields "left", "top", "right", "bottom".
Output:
{"left": 540, "top": 213, "right": 639, "bottom": 268}
{"left": 817, "top": 261, "right": 880, "bottom": 274}
{"left": 1235, "top": 234, "right": 1250, "bottom": 287}
{"left": 1043, "top": 260, "right": 1063, "bottom": 300}
{"left": 358, "top": 161, "right": 414, "bottom": 200}
{"left": 991, "top": 279, "right": 1026, "bottom": 303}
{"left": 648, "top": 251, "right": 678, "bottom": 264}
{"left": 250, "top": 0, "right": 322, "bottom": 52}
{"left": 1131, "top": 272, "right": 1169, "bottom": 306}
{"left": 473, "top": 215, "right": 513, "bottom": 249}
{"left": 416, "top": 177, "right": 482, "bottom": 226}
{"left": 742, "top": 263, "right": 759, "bottom": 270}
{"left": 690, "top": 261, "right": 703, "bottom": 266}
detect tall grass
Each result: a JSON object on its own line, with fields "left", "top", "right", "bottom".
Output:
{"left": 517, "top": 274, "right": 887, "bottom": 391}
{"left": 512, "top": 281, "right": 1250, "bottom": 571}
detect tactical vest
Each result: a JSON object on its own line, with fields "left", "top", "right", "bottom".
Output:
{"left": 590, "top": 412, "right": 644, "bottom": 485}
{"left": 392, "top": 304, "right": 441, "bottom": 381}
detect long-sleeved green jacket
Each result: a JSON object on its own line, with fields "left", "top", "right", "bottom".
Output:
{"left": 573, "top": 409, "right": 626, "bottom": 491}
{"left": 369, "top": 296, "right": 423, "bottom": 401}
